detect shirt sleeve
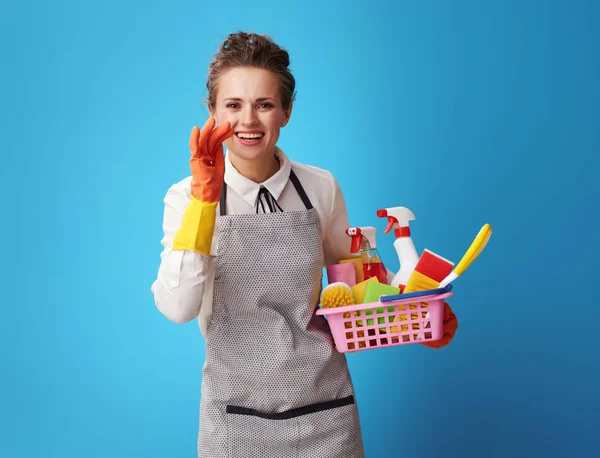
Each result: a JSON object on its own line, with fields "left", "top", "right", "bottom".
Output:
{"left": 150, "top": 180, "right": 213, "bottom": 324}
{"left": 323, "top": 175, "right": 355, "bottom": 266}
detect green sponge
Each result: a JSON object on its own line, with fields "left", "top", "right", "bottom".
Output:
{"left": 362, "top": 282, "right": 401, "bottom": 329}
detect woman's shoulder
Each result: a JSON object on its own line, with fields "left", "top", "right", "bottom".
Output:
{"left": 288, "top": 160, "right": 345, "bottom": 221}
{"left": 289, "top": 160, "right": 338, "bottom": 191}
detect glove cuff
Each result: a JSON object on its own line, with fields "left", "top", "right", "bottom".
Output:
{"left": 172, "top": 197, "right": 218, "bottom": 255}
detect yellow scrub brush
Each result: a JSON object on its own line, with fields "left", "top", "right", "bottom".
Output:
{"left": 320, "top": 282, "right": 355, "bottom": 308}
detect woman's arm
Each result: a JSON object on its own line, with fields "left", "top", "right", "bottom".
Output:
{"left": 151, "top": 180, "right": 213, "bottom": 324}
{"left": 152, "top": 120, "right": 231, "bottom": 324}
{"left": 322, "top": 174, "right": 355, "bottom": 267}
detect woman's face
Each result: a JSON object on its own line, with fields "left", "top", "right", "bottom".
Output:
{"left": 210, "top": 67, "right": 292, "bottom": 164}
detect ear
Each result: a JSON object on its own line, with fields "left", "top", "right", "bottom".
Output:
{"left": 282, "top": 101, "right": 293, "bottom": 127}
{"left": 207, "top": 103, "right": 216, "bottom": 122}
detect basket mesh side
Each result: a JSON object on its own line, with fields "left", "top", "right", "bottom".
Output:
{"left": 339, "top": 300, "right": 440, "bottom": 351}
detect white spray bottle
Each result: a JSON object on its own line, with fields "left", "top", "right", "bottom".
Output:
{"left": 376, "top": 207, "right": 419, "bottom": 290}
{"left": 345, "top": 226, "right": 388, "bottom": 285}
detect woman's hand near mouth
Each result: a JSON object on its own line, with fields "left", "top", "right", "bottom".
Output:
{"left": 189, "top": 118, "right": 234, "bottom": 202}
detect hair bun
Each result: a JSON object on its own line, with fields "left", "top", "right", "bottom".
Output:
{"left": 222, "top": 32, "right": 258, "bottom": 51}
{"left": 221, "top": 32, "right": 290, "bottom": 66}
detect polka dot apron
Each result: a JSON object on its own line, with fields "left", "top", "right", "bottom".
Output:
{"left": 197, "top": 170, "right": 365, "bottom": 457}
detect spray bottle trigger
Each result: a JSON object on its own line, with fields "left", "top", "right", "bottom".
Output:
{"left": 345, "top": 227, "right": 363, "bottom": 253}
{"left": 376, "top": 209, "right": 397, "bottom": 235}
{"left": 385, "top": 217, "right": 398, "bottom": 234}
{"left": 350, "top": 234, "right": 363, "bottom": 253}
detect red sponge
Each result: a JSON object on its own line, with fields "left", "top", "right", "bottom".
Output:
{"left": 414, "top": 249, "right": 454, "bottom": 282}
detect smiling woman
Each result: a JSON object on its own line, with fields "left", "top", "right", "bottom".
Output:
{"left": 151, "top": 30, "right": 458, "bottom": 458}
{"left": 152, "top": 31, "right": 397, "bottom": 458}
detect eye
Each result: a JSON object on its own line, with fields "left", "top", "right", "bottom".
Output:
{"left": 258, "top": 102, "right": 274, "bottom": 110}
{"left": 225, "top": 102, "right": 240, "bottom": 109}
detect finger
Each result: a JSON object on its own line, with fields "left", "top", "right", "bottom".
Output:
{"left": 189, "top": 126, "right": 200, "bottom": 155}
{"left": 214, "top": 140, "right": 225, "bottom": 172}
{"left": 198, "top": 118, "right": 216, "bottom": 156}
{"left": 209, "top": 127, "right": 234, "bottom": 156}
{"left": 208, "top": 122, "right": 233, "bottom": 154}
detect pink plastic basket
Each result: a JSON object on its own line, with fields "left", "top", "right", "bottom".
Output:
{"left": 316, "top": 289, "right": 453, "bottom": 353}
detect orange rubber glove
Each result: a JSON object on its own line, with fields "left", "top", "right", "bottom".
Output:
{"left": 189, "top": 118, "right": 234, "bottom": 202}
{"left": 421, "top": 302, "right": 458, "bottom": 349}
{"left": 172, "top": 118, "right": 234, "bottom": 255}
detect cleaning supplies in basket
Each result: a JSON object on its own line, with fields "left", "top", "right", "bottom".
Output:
{"left": 317, "top": 201, "right": 492, "bottom": 353}
{"left": 315, "top": 287, "right": 453, "bottom": 352}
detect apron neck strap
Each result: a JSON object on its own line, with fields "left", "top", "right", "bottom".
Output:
{"left": 289, "top": 170, "right": 313, "bottom": 210}
{"left": 220, "top": 169, "right": 313, "bottom": 216}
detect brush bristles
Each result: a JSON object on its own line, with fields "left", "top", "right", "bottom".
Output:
{"left": 321, "top": 283, "right": 355, "bottom": 308}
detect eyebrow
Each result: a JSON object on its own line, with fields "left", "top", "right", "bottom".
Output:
{"left": 223, "top": 97, "right": 276, "bottom": 102}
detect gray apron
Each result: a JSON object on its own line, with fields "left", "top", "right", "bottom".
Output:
{"left": 197, "top": 170, "right": 364, "bottom": 458}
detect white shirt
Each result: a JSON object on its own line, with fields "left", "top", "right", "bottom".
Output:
{"left": 151, "top": 147, "right": 354, "bottom": 337}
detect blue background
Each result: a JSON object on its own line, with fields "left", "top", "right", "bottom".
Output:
{"left": 2, "top": 0, "right": 598, "bottom": 457}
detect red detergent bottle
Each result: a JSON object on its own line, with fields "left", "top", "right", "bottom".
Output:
{"left": 345, "top": 226, "right": 388, "bottom": 284}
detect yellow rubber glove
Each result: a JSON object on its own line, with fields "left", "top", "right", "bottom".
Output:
{"left": 172, "top": 118, "right": 234, "bottom": 255}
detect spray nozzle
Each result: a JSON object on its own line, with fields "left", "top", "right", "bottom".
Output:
{"left": 346, "top": 227, "right": 377, "bottom": 253}
{"left": 376, "top": 209, "right": 398, "bottom": 235}
{"left": 376, "top": 207, "right": 416, "bottom": 238}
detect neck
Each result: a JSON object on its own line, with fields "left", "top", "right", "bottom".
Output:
{"left": 229, "top": 151, "right": 280, "bottom": 183}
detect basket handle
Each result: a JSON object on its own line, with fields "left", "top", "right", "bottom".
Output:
{"left": 379, "top": 285, "right": 453, "bottom": 303}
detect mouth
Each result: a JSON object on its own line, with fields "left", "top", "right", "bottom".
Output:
{"left": 235, "top": 131, "right": 264, "bottom": 146}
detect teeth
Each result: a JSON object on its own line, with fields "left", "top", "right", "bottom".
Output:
{"left": 237, "top": 133, "right": 263, "bottom": 139}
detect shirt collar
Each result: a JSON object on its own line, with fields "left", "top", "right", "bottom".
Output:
{"left": 223, "top": 146, "right": 292, "bottom": 207}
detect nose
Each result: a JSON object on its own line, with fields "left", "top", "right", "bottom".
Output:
{"left": 241, "top": 105, "right": 259, "bottom": 127}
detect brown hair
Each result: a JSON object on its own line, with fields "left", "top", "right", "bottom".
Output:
{"left": 206, "top": 32, "right": 296, "bottom": 111}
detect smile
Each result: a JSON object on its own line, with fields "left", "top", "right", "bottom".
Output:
{"left": 236, "top": 131, "right": 264, "bottom": 146}
{"left": 236, "top": 132, "right": 264, "bottom": 139}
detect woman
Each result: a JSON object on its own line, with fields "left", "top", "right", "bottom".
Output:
{"left": 152, "top": 31, "right": 457, "bottom": 458}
